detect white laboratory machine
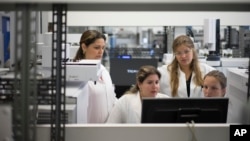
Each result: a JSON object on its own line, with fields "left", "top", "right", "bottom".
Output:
{"left": 203, "top": 18, "right": 221, "bottom": 67}
{"left": 28, "top": 59, "right": 101, "bottom": 124}
{"left": 41, "top": 36, "right": 71, "bottom": 68}
{"left": 220, "top": 58, "right": 249, "bottom": 75}
{"left": 65, "top": 59, "right": 101, "bottom": 82}
{"left": 162, "top": 53, "right": 174, "bottom": 64}
{"left": 226, "top": 67, "right": 249, "bottom": 124}
{"left": 65, "top": 59, "right": 101, "bottom": 123}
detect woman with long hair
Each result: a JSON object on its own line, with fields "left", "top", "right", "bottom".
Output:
{"left": 158, "top": 35, "right": 215, "bottom": 97}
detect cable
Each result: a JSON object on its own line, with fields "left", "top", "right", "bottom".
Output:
{"left": 186, "top": 120, "right": 198, "bottom": 141}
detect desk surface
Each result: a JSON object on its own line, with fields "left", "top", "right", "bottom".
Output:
{"left": 227, "top": 68, "right": 248, "bottom": 79}
{"left": 36, "top": 124, "right": 230, "bottom": 141}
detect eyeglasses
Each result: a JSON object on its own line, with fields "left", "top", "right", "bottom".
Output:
{"left": 174, "top": 50, "right": 191, "bottom": 56}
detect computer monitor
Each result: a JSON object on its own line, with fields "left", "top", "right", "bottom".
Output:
{"left": 110, "top": 58, "right": 158, "bottom": 86}
{"left": 141, "top": 97, "right": 229, "bottom": 123}
{"left": 0, "top": 14, "right": 10, "bottom": 68}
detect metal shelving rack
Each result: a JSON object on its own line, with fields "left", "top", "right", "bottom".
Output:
{"left": 0, "top": 3, "right": 67, "bottom": 141}
{"left": 0, "top": 1, "right": 250, "bottom": 141}
{"left": 51, "top": 4, "right": 67, "bottom": 141}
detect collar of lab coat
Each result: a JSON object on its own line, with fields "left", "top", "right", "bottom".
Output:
{"left": 135, "top": 91, "right": 142, "bottom": 112}
{"left": 177, "top": 64, "right": 194, "bottom": 75}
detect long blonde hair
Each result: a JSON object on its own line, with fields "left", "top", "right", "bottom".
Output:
{"left": 167, "top": 35, "right": 203, "bottom": 97}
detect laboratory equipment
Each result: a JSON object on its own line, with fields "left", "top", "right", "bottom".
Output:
{"left": 203, "top": 19, "right": 221, "bottom": 67}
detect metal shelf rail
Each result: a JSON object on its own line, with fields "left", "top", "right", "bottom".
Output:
{"left": 0, "top": 1, "right": 250, "bottom": 141}
{"left": 51, "top": 4, "right": 67, "bottom": 141}
{"left": 0, "top": 3, "right": 68, "bottom": 141}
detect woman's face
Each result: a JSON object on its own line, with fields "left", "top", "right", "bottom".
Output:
{"left": 203, "top": 76, "right": 226, "bottom": 97}
{"left": 138, "top": 74, "right": 160, "bottom": 98}
{"left": 82, "top": 38, "right": 106, "bottom": 60}
{"left": 175, "top": 44, "right": 193, "bottom": 67}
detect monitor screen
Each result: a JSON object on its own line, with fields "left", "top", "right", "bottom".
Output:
{"left": 110, "top": 58, "right": 158, "bottom": 86}
{"left": 0, "top": 15, "right": 10, "bottom": 68}
{"left": 141, "top": 98, "right": 229, "bottom": 123}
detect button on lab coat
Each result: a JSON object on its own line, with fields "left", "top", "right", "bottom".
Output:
{"left": 158, "top": 63, "right": 215, "bottom": 98}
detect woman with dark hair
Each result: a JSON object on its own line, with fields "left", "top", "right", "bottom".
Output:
{"left": 74, "top": 30, "right": 117, "bottom": 123}
{"left": 106, "top": 65, "right": 168, "bottom": 123}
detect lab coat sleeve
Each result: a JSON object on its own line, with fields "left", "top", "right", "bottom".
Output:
{"left": 87, "top": 65, "right": 117, "bottom": 123}
{"left": 101, "top": 66, "right": 118, "bottom": 109}
{"left": 106, "top": 98, "right": 125, "bottom": 123}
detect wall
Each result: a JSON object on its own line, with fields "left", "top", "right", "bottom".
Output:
{"left": 65, "top": 12, "right": 250, "bottom": 26}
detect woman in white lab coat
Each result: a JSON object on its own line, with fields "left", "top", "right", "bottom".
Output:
{"left": 202, "top": 70, "right": 227, "bottom": 97}
{"left": 202, "top": 70, "right": 233, "bottom": 123}
{"left": 106, "top": 65, "right": 169, "bottom": 123}
{"left": 74, "top": 30, "right": 117, "bottom": 123}
{"left": 158, "top": 35, "right": 215, "bottom": 98}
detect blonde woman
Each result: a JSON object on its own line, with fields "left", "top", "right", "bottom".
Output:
{"left": 158, "top": 35, "right": 215, "bottom": 98}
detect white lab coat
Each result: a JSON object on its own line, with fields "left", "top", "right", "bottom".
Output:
{"left": 86, "top": 64, "right": 117, "bottom": 123}
{"left": 158, "top": 63, "right": 215, "bottom": 98}
{"left": 106, "top": 92, "right": 168, "bottom": 123}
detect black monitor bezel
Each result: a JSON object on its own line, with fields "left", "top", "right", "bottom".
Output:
{"left": 141, "top": 97, "right": 229, "bottom": 124}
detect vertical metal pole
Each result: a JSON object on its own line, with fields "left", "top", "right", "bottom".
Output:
{"left": 13, "top": 4, "right": 37, "bottom": 141}
{"left": 51, "top": 4, "right": 67, "bottom": 141}
{"left": 163, "top": 26, "right": 168, "bottom": 53}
